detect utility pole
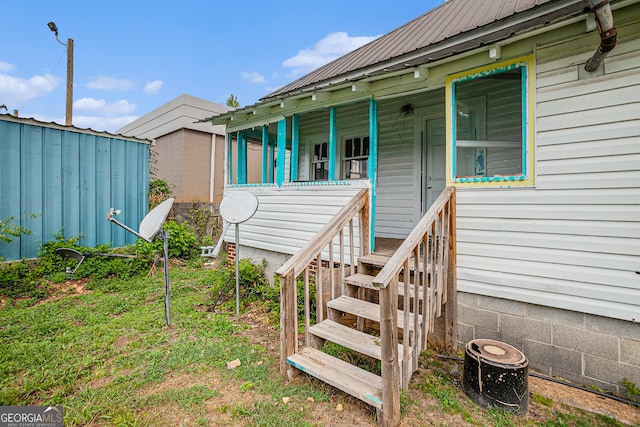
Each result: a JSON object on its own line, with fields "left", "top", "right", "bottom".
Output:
{"left": 48, "top": 22, "right": 73, "bottom": 126}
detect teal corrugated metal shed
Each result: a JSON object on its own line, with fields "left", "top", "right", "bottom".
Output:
{"left": 0, "top": 115, "right": 150, "bottom": 260}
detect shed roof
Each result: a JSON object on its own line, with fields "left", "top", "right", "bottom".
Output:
{"left": 264, "top": 0, "right": 587, "bottom": 100}
{"left": 0, "top": 113, "right": 151, "bottom": 144}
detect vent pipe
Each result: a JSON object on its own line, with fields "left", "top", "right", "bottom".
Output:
{"left": 584, "top": 0, "right": 617, "bottom": 72}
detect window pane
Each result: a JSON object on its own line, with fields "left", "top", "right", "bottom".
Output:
{"left": 345, "top": 159, "right": 368, "bottom": 179}
{"left": 454, "top": 67, "right": 523, "bottom": 179}
{"left": 345, "top": 139, "right": 352, "bottom": 158}
{"left": 363, "top": 137, "right": 369, "bottom": 156}
{"left": 314, "top": 162, "right": 328, "bottom": 181}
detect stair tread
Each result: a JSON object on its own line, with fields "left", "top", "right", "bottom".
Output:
{"left": 344, "top": 273, "right": 426, "bottom": 298}
{"left": 287, "top": 347, "right": 383, "bottom": 409}
{"left": 358, "top": 253, "right": 391, "bottom": 267}
{"left": 359, "top": 254, "right": 429, "bottom": 271}
{"left": 327, "top": 295, "right": 422, "bottom": 331}
{"left": 309, "top": 319, "right": 411, "bottom": 361}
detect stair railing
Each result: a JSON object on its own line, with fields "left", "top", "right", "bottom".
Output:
{"left": 372, "top": 186, "right": 457, "bottom": 427}
{"left": 276, "top": 188, "right": 370, "bottom": 378}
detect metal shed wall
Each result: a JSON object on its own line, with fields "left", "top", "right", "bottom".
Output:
{"left": 0, "top": 119, "right": 150, "bottom": 260}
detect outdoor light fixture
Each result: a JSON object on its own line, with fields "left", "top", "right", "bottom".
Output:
{"left": 47, "top": 21, "right": 73, "bottom": 126}
{"left": 47, "top": 21, "right": 59, "bottom": 37}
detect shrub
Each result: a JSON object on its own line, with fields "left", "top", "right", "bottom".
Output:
{"left": 135, "top": 220, "right": 198, "bottom": 260}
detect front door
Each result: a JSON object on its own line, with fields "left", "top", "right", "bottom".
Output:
{"left": 425, "top": 117, "right": 447, "bottom": 211}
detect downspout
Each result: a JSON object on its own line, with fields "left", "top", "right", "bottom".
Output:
{"left": 584, "top": 0, "right": 617, "bottom": 72}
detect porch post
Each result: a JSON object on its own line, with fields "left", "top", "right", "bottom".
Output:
{"left": 291, "top": 113, "right": 299, "bottom": 182}
{"left": 276, "top": 118, "right": 287, "bottom": 186}
{"left": 261, "top": 125, "right": 269, "bottom": 183}
{"left": 328, "top": 106, "right": 337, "bottom": 180}
{"left": 270, "top": 133, "right": 275, "bottom": 183}
{"left": 237, "top": 131, "right": 247, "bottom": 184}
{"left": 227, "top": 133, "right": 233, "bottom": 185}
{"left": 369, "top": 98, "right": 378, "bottom": 252}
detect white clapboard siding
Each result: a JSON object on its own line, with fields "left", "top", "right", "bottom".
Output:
{"left": 224, "top": 183, "right": 368, "bottom": 262}
{"left": 455, "top": 24, "right": 640, "bottom": 322}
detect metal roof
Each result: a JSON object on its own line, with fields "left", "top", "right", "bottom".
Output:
{"left": 264, "top": 0, "right": 587, "bottom": 100}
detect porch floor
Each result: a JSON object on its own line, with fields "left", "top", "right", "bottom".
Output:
{"left": 373, "top": 238, "right": 404, "bottom": 257}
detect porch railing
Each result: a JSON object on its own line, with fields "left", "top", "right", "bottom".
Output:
{"left": 372, "top": 186, "right": 457, "bottom": 426}
{"left": 275, "top": 188, "right": 370, "bottom": 377}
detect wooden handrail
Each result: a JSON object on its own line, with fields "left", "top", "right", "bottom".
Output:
{"left": 372, "top": 186, "right": 455, "bottom": 289}
{"left": 276, "top": 188, "right": 369, "bottom": 278}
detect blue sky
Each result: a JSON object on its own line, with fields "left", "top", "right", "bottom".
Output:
{"left": 1, "top": 1, "right": 442, "bottom": 133}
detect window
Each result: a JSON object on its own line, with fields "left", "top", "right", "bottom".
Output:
{"left": 447, "top": 56, "right": 533, "bottom": 186}
{"left": 344, "top": 136, "right": 369, "bottom": 179}
{"left": 312, "top": 142, "right": 329, "bottom": 181}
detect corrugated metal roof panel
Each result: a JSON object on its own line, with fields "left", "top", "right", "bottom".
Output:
{"left": 0, "top": 114, "right": 151, "bottom": 144}
{"left": 265, "top": 0, "right": 586, "bottom": 100}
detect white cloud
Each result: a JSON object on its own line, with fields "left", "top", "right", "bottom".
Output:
{"left": 0, "top": 61, "right": 16, "bottom": 73}
{"left": 144, "top": 80, "right": 163, "bottom": 94}
{"left": 72, "top": 115, "right": 140, "bottom": 133}
{"left": 86, "top": 76, "right": 135, "bottom": 91}
{"left": 33, "top": 111, "right": 139, "bottom": 134}
{"left": 283, "top": 32, "right": 380, "bottom": 77}
{"left": 0, "top": 73, "right": 61, "bottom": 106}
{"left": 241, "top": 72, "right": 266, "bottom": 84}
{"left": 74, "top": 97, "right": 137, "bottom": 116}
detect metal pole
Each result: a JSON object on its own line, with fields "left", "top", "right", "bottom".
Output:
{"left": 66, "top": 38, "right": 74, "bottom": 126}
{"left": 235, "top": 223, "right": 240, "bottom": 315}
{"left": 163, "top": 230, "right": 171, "bottom": 326}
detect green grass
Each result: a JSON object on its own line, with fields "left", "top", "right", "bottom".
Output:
{"left": 0, "top": 264, "right": 330, "bottom": 426}
{"left": 0, "top": 261, "right": 633, "bottom": 427}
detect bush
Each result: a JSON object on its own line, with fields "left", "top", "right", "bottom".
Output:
{"left": 135, "top": 220, "right": 198, "bottom": 261}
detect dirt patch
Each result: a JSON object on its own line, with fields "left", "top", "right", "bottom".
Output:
{"left": 35, "top": 278, "right": 92, "bottom": 305}
{"left": 529, "top": 376, "right": 640, "bottom": 426}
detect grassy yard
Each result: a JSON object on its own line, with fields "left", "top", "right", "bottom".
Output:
{"left": 0, "top": 260, "right": 634, "bottom": 426}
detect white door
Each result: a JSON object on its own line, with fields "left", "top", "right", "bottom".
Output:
{"left": 425, "top": 117, "right": 446, "bottom": 211}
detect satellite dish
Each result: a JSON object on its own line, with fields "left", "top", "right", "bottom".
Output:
{"left": 220, "top": 192, "right": 259, "bottom": 224}
{"left": 139, "top": 198, "right": 175, "bottom": 242}
{"left": 218, "top": 191, "right": 259, "bottom": 316}
{"left": 106, "top": 197, "right": 175, "bottom": 326}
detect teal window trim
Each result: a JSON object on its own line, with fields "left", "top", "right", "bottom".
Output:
{"left": 291, "top": 114, "right": 299, "bottom": 182}
{"left": 328, "top": 106, "right": 337, "bottom": 181}
{"left": 276, "top": 119, "right": 286, "bottom": 186}
{"left": 521, "top": 66, "right": 528, "bottom": 177}
{"left": 261, "top": 126, "right": 269, "bottom": 183}
{"left": 368, "top": 98, "right": 378, "bottom": 252}
{"left": 449, "top": 59, "right": 530, "bottom": 185}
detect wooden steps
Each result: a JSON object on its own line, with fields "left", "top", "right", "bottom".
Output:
{"left": 327, "top": 295, "right": 422, "bottom": 331}
{"left": 344, "top": 273, "right": 426, "bottom": 299}
{"left": 287, "top": 347, "right": 383, "bottom": 409}
{"left": 309, "top": 319, "right": 412, "bottom": 365}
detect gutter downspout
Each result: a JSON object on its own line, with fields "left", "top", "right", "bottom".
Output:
{"left": 584, "top": 0, "right": 617, "bottom": 72}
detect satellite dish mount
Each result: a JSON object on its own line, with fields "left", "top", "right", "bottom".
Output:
{"left": 219, "top": 192, "right": 259, "bottom": 315}
{"left": 107, "top": 198, "right": 175, "bottom": 326}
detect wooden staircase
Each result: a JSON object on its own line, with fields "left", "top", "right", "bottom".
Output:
{"left": 276, "top": 187, "right": 457, "bottom": 427}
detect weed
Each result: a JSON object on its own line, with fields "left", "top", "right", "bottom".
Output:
{"left": 621, "top": 379, "right": 640, "bottom": 401}
{"left": 531, "top": 392, "right": 553, "bottom": 407}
